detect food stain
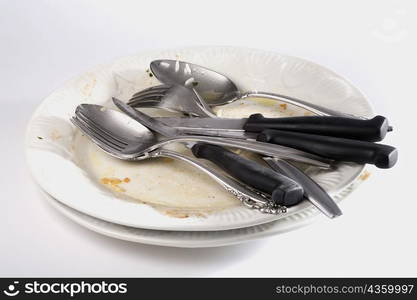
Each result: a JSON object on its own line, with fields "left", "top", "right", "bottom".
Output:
{"left": 81, "top": 75, "right": 97, "bottom": 97}
{"left": 100, "top": 177, "right": 131, "bottom": 193}
{"left": 50, "top": 129, "right": 62, "bottom": 140}
{"left": 251, "top": 97, "right": 276, "bottom": 107}
{"left": 279, "top": 103, "right": 287, "bottom": 111}
{"left": 161, "top": 157, "right": 175, "bottom": 163}
{"left": 164, "top": 210, "right": 190, "bottom": 218}
{"left": 163, "top": 210, "right": 207, "bottom": 219}
{"left": 145, "top": 68, "right": 154, "bottom": 77}
{"left": 359, "top": 171, "right": 371, "bottom": 181}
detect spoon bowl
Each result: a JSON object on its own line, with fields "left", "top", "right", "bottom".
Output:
{"left": 150, "top": 60, "right": 239, "bottom": 105}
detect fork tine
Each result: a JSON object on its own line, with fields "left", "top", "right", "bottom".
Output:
{"left": 128, "top": 91, "right": 165, "bottom": 103}
{"left": 131, "top": 84, "right": 170, "bottom": 98}
{"left": 71, "top": 117, "right": 124, "bottom": 153}
{"left": 73, "top": 115, "right": 125, "bottom": 151}
{"left": 127, "top": 98, "right": 163, "bottom": 107}
{"left": 76, "top": 110, "right": 128, "bottom": 147}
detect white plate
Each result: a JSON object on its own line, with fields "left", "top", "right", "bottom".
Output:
{"left": 41, "top": 166, "right": 366, "bottom": 248}
{"left": 25, "top": 46, "right": 373, "bottom": 231}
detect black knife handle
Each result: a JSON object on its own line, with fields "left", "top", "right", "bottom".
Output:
{"left": 257, "top": 129, "right": 398, "bottom": 169}
{"left": 243, "top": 113, "right": 392, "bottom": 142}
{"left": 191, "top": 143, "right": 304, "bottom": 206}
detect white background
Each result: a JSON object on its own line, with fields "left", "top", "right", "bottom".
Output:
{"left": 1, "top": 0, "right": 416, "bottom": 277}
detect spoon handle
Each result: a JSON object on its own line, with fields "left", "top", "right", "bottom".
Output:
{"left": 191, "top": 144, "right": 304, "bottom": 206}
{"left": 257, "top": 129, "right": 398, "bottom": 169}
{"left": 243, "top": 113, "right": 391, "bottom": 142}
{"left": 242, "top": 91, "right": 362, "bottom": 118}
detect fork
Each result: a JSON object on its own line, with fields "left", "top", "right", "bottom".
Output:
{"left": 128, "top": 84, "right": 215, "bottom": 117}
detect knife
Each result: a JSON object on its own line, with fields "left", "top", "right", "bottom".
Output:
{"left": 263, "top": 157, "right": 342, "bottom": 218}
{"left": 155, "top": 113, "right": 392, "bottom": 142}
{"left": 154, "top": 115, "right": 398, "bottom": 169}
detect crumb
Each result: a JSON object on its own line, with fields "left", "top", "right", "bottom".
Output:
{"left": 303, "top": 111, "right": 314, "bottom": 116}
{"left": 192, "top": 81, "right": 198, "bottom": 86}
{"left": 359, "top": 171, "right": 371, "bottom": 181}
{"left": 37, "top": 136, "right": 43, "bottom": 140}
{"left": 100, "top": 107, "right": 107, "bottom": 112}
{"left": 149, "top": 73, "right": 153, "bottom": 77}
{"left": 279, "top": 103, "right": 287, "bottom": 110}
{"left": 123, "top": 177, "right": 130, "bottom": 183}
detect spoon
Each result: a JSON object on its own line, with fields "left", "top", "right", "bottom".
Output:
{"left": 150, "top": 59, "right": 357, "bottom": 118}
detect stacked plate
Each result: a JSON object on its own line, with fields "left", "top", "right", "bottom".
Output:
{"left": 25, "top": 46, "right": 371, "bottom": 248}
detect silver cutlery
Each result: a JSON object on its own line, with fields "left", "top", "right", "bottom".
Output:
{"left": 71, "top": 104, "right": 306, "bottom": 213}
{"left": 113, "top": 98, "right": 332, "bottom": 168}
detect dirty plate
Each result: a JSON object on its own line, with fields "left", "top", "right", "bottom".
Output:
{"left": 25, "top": 46, "right": 372, "bottom": 231}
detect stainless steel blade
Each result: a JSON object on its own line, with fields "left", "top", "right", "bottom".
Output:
{"left": 155, "top": 116, "right": 247, "bottom": 130}
{"left": 263, "top": 157, "right": 342, "bottom": 218}
{"left": 154, "top": 116, "right": 255, "bottom": 139}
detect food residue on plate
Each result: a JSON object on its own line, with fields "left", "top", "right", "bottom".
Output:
{"left": 163, "top": 209, "right": 207, "bottom": 219}
{"left": 359, "top": 170, "right": 371, "bottom": 181}
{"left": 279, "top": 103, "right": 287, "bottom": 110}
{"left": 100, "top": 177, "right": 131, "bottom": 193}
{"left": 50, "top": 129, "right": 62, "bottom": 141}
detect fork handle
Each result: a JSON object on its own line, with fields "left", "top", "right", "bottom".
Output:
{"left": 244, "top": 113, "right": 391, "bottom": 142}
{"left": 257, "top": 129, "right": 398, "bottom": 169}
{"left": 191, "top": 143, "right": 304, "bottom": 206}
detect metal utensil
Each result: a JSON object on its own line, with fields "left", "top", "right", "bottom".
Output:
{"left": 128, "top": 84, "right": 391, "bottom": 142}
{"left": 71, "top": 104, "right": 304, "bottom": 213}
{"left": 149, "top": 59, "right": 361, "bottom": 118}
{"left": 128, "top": 84, "right": 216, "bottom": 117}
{"left": 113, "top": 98, "right": 332, "bottom": 168}
{"left": 263, "top": 157, "right": 342, "bottom": 218}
